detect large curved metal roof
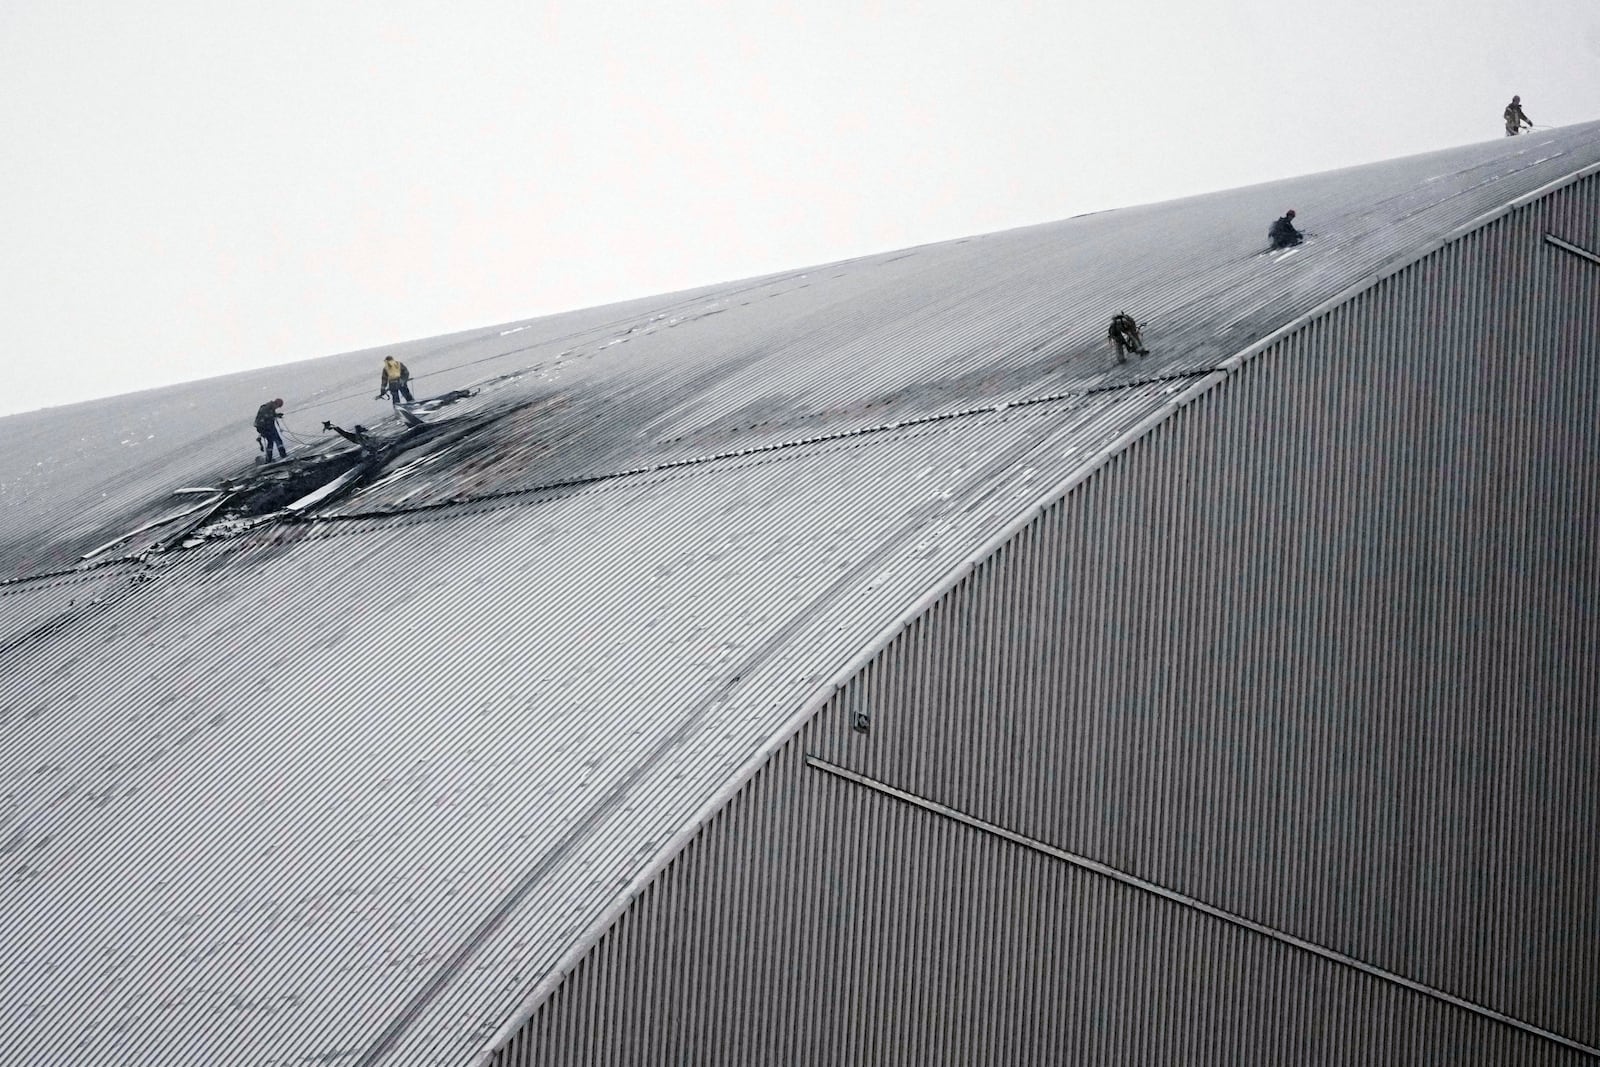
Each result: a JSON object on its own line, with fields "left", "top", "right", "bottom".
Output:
{"left": 3, "top": 122, "right": 1599, "bottom": 1066}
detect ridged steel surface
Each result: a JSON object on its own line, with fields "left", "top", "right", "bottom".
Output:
{"left": 501, "top": 743, "right": 1593, "bottom": 1067}
{"left": 5, "top": 127, "right": 1598, "bottom": 563}
{"left": 0, "top": 392, "right": 1179, "bottom": 1066}
{"left": 488, "top": 168, "right": 1600, "bottom": 1061}
{"left": 1, "top": 125, "right": 1598, "bottom": 1066}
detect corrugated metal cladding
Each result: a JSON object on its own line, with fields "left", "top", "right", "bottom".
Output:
{"left": 7, "top": 124, "right": 1600, "bottom": 569}
{"left": 502, "top": 747, "right": 1588, "bottom": 1067}
{"left": 5, "top": 128, "right": 1600, "bottom": 1067}
{"left": 305, "top": 121, "right": 1600, "bottom": 519}
{"left": 0, "top": 390, "right": 1183, "bottom": 1067}
{"left": 489, "top": 174, "right": 1600, "bottom": 1062}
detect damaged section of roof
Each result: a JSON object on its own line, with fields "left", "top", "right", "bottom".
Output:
{"left": 65, "top": 388, "right": 494, "bottom": 560}
{"left": 4, "top": 128, "right": 1599, "bottom": 575}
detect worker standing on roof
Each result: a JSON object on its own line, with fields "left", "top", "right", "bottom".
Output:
{"left": 378, "top": 356, "right": 414, "bottom": 406}
{"left": 254, "top": 399, "right": 289, "bottom": 461}
{"left": 1504, "top": 95, "right": 1532, "bottom": 136}
{"left": 1108, "top": 313, "right": 1149, "bottom": 363}
{"left": 1268, "top": 210, "right": 1304, "bottom": 249}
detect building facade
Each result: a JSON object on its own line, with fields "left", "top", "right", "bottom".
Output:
{"left": 486, "top": 171, "right": 1600, "bottom": 1065}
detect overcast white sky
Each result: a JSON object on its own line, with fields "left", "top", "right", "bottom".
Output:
{"left": 3, "top": 0, "right": 1597, "bottom": 416}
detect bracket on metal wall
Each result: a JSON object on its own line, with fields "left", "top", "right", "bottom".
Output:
{"left": 1544, "top": 233, "right": 1600, "bottom": 267}
{"left": 846, "top": 691, "right": 872, "bottom": 734}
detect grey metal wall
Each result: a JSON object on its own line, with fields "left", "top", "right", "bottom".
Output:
{"left": 488, "top": 173, "right": 1600, "bottom": 1065}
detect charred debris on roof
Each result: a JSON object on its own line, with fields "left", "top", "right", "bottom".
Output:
{"left": 77, "top": 389, "right": 492, "bottom": 563}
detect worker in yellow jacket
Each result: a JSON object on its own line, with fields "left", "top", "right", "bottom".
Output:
{"left": 378, "top": 356, "right": 414, "bottom": 405}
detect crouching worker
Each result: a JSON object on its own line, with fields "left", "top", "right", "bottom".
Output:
{"left": 1269, "top": 209, "right": 1304, "bottom": 249}
{"left": 378, "top": 356, "right": 414, "bottom": 405}
{"left": 254, "top": 398, "right": 288, "bottom": 461}
{"left": 1108, "top": 313, "right": 1149, "bottom": 363}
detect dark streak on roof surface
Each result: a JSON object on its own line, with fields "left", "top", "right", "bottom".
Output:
{"left": 2, "top": 123, "right": 1599, "bottom": 1066}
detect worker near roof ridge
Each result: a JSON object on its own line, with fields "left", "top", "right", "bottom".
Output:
{"left": 1269, "top": 209, "right": 1304, "bottom": 250}
{"left": 1504, "top": 95, "right": 1532, "bottom": 136}
{"left": 253, "top": 399, "right": 288, "bottom": 461}
{"left": 378, "top": 356, "right": 414, "bottom": 406}
{"left": 1108, "top": 313, "right": 1149, "bottom": 364}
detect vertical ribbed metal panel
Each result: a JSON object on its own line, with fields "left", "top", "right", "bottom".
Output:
{"left": 489, "top": 175, "right": 1599, "bottom": 1062}
{"left": 500, "top": 734, "right": 1591, "bottom": 1066}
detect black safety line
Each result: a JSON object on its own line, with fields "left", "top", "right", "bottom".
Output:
{"left": 303, "top": 369, "right": 1222, "bottom": 525}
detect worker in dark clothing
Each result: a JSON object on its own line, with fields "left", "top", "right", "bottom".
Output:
{"left": 378, "top": 356, "right": 414, "bottom": 405}
{"left": 1108, "top": 313, "right": 1149, "bottom": 363}
{"left": 1504, "top": 95, "right": 1532, "bottom": 136}
{"left": 1269, "top": 210, "right": 1304, "bottom": 249}
{"left": 254, "top": 399, "right": 288, "bottom": 461}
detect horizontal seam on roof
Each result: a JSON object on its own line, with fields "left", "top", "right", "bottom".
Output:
{"left": 5, "top": 372, "right": 1203, "bottom": 579}
{"left": 0, "top": 555, "right": 146, "bottom": 592}
{"left": 294, "top": 370, "right": 1217, "bottom": 527}
{"left": 806, "top": 756, "right": 1600, "bottom": 1061}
